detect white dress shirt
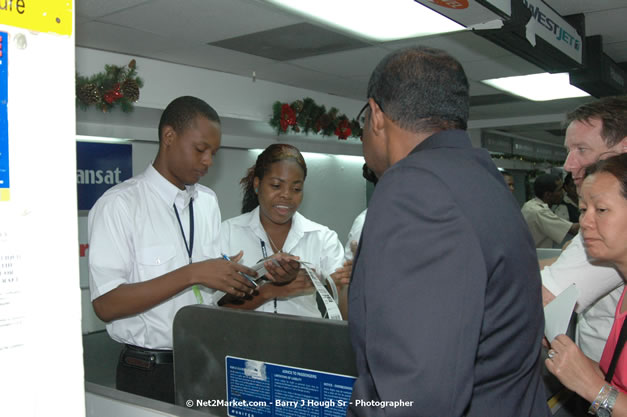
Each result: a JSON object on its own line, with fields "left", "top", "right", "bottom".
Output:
{"left": 542, "top": 232, "right": 624, "bottom": 360}
{"left": 219, "top": 207, "right": 344, "bottom": 318}
{"left": 88, "top": 164, "right": 222, "bottom": 349}
{"left": 344, "top": 209, "right": 367, "bottom": 261}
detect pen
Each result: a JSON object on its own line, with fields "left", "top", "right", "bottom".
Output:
{"left": 222, "top": 254, "right": 258, "bottom": 287}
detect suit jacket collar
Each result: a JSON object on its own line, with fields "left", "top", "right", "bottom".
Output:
{"left": 409, "top": 129, "right": 471, "bottom": 155}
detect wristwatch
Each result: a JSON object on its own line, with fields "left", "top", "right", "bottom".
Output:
{"left": 590, "top": 384, "right": 618, "bottom": 417}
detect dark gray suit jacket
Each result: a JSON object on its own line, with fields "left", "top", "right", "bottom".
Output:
{"left": 348, "top": 130, "right": 549, "bottom": 417}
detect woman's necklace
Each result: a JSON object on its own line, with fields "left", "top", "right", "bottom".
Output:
{"left": 266, "top": 232, "right": 283, "bottom": 254}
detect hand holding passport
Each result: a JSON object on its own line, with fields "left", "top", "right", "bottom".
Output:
{"left": 217, "top": 254, "right": 300, "bottom": 306}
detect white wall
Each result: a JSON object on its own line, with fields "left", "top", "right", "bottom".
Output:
{"left": 75, "top": 47, "right": 364, "bottom": 123}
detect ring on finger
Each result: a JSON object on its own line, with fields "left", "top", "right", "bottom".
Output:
{"left": 548, "top": 349, "right": 557, "bottom": 359}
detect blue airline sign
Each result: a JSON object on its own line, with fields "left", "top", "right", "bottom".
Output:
{"left": 76, "top": 142, "right": 132, "bottom": 210}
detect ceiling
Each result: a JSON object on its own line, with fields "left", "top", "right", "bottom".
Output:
{"left": 75, "top": 0, "right": 627, "bottom": 149}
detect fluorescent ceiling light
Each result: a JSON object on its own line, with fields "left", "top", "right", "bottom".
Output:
{"left": 265, "top": 0, "right": 464, "bottom": 41}
{"left": 481, "top": 73, "right": 589, "bottom": 101}
{"left": 301, "top": 151, "right": 329, "bottom": 160}
{"left": 334, "top": 155, "right": 365, "bottom": 164}
{"left": 76, "top": 135, "right": 131, "bottom": 143}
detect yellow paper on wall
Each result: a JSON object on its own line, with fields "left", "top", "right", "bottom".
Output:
{"left": 0, "top": 0, "right": 72, "bottom": 36}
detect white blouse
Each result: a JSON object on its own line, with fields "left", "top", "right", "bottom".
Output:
{"left": 219, "top": 206, "right": 344, "bottom": 318}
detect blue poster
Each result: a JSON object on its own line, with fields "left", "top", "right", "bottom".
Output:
{"left": 76, "top": 142, "right": 132, "bottom": 210}
{"left": 225, "top": 356, "right": 355, "bottom": 417}
{"left": 0, "top": 32, "right": 9, "bottom": 201}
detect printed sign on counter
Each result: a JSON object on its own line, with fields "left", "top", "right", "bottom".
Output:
{"left": 76, "top": 142, "right": 132, "bottom": 210}
{"left": 226, "top": 356, "right": 355, "bottom": 417}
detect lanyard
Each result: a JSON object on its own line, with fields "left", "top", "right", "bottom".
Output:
{"left": 174, "top": 198, "right": 204, "bottom": 304}
{"left": 173, "top": 198, "right": 194, "bottom": 264}
{"left": 259, "top": 239, "right": 278, "bottom": 313}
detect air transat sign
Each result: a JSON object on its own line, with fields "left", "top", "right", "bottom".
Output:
{"left": 76, "top": 142, "right": 132, "bottom": 210}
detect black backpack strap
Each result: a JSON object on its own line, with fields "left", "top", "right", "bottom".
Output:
{"left": 606, "top": 318, "right": 627, "bottom": 382}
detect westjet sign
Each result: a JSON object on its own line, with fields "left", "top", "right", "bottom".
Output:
{"left": 522, "top": 0, "right": 582, "bottom": 64}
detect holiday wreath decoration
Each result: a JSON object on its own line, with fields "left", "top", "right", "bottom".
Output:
{"left": 76, "top": 59, "right": 144, "bottom": 113}
{"left": 269, "top": 97, "right": 362, "bottom": 140}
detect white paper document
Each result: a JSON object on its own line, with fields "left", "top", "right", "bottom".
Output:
{"left": 544, "top": 284, "right": 580, "bottom": 342}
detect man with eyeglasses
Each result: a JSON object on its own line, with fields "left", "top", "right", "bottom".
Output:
{"left": 521, "top": 173, "right": 579, "bottom": 248}
{"left": 347, "top": 46, "right": 549, "bottom": 417}
{"left": 543, "top": 96, "right": 627, "bottom": 365}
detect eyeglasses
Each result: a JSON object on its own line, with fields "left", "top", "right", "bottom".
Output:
{"left": 356, "top": 102, "right": 369, "bottom": 122}
{"left": 356, "top": 99, "right": 385, "bottom": 124}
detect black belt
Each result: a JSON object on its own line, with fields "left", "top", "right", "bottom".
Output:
{"left": 121, "top": 344, "right": 173, "bottom": 369}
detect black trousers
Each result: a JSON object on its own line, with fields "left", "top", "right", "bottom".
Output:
{"left": 116, "top": 344, "right": 175, "bottom": 404}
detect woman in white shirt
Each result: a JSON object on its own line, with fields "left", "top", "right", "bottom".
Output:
{"left": 220, "top": 143, "right": 349, "bottom": 318}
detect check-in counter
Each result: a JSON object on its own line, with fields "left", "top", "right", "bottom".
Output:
{"left": 82, "top": 248, "right": 575, "bottom": 416}
{"left": 173, "top": 306, "right": 356, "bottom": 416}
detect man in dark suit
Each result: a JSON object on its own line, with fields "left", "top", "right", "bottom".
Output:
{"left": 348, "top": 46, "right": 550, "bottom": 417}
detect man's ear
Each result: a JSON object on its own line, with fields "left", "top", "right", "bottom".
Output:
{"left": 368, "top": 98, "right": 385, "bottom": 136}
{"left": 161, "top": 126, "right": 176, "bottom": 147}
{"left": 621, "top": 136, "right": 627, "bottom": 153}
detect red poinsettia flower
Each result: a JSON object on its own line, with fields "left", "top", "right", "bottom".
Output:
{"left": 279, "top": 103, "right": 297, "bottom": 132}
{"left": 335, "top": 119, "right": 351, "bottom": 140}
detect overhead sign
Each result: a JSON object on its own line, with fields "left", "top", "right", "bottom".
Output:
{"left": 522, "top": 0, "right": 582, "bottom": 64}
{"left": 430, "top": 0, "right": 469, "bottom": 9}
{"left": 415, "top": 0, "right": 507, "bottom": 27}
{"left": 0, "top": 0, "right": 72, "bottom": 36}
{"left": 477, "top": 0, "right": 511, "bottom": 17}
{"left": 0, "top": 31, "right": 8, "bottom": 201}
{"left": 76, "top": 142, "right": 132, "bottom": 210}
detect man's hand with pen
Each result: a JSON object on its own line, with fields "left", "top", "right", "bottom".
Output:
{"left": 191, "top": 251, "right": 258, "bottom": 299}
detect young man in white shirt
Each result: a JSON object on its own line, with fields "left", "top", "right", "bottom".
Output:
{"left": 88, "top": 96, "right": 298, "bottom": 403}
{"left": 521, "top": 173, "right": 579, "bottom": 248}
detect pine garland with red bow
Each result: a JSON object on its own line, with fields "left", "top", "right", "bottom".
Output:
{"left": 76, "top": 59, "right": 144, "bottom": 113}
{"left": 270, "top": 97, "right": 362, "bottom": 140}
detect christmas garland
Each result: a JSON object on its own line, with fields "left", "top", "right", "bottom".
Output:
{"left": 76, "top": 59, "right": 144, "bottom": 113}
{"left": 490, "top": 153, "right": 564, "bottom": 165}
{"left": 269, "top": 97, "right": 362, "bottom": 140}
